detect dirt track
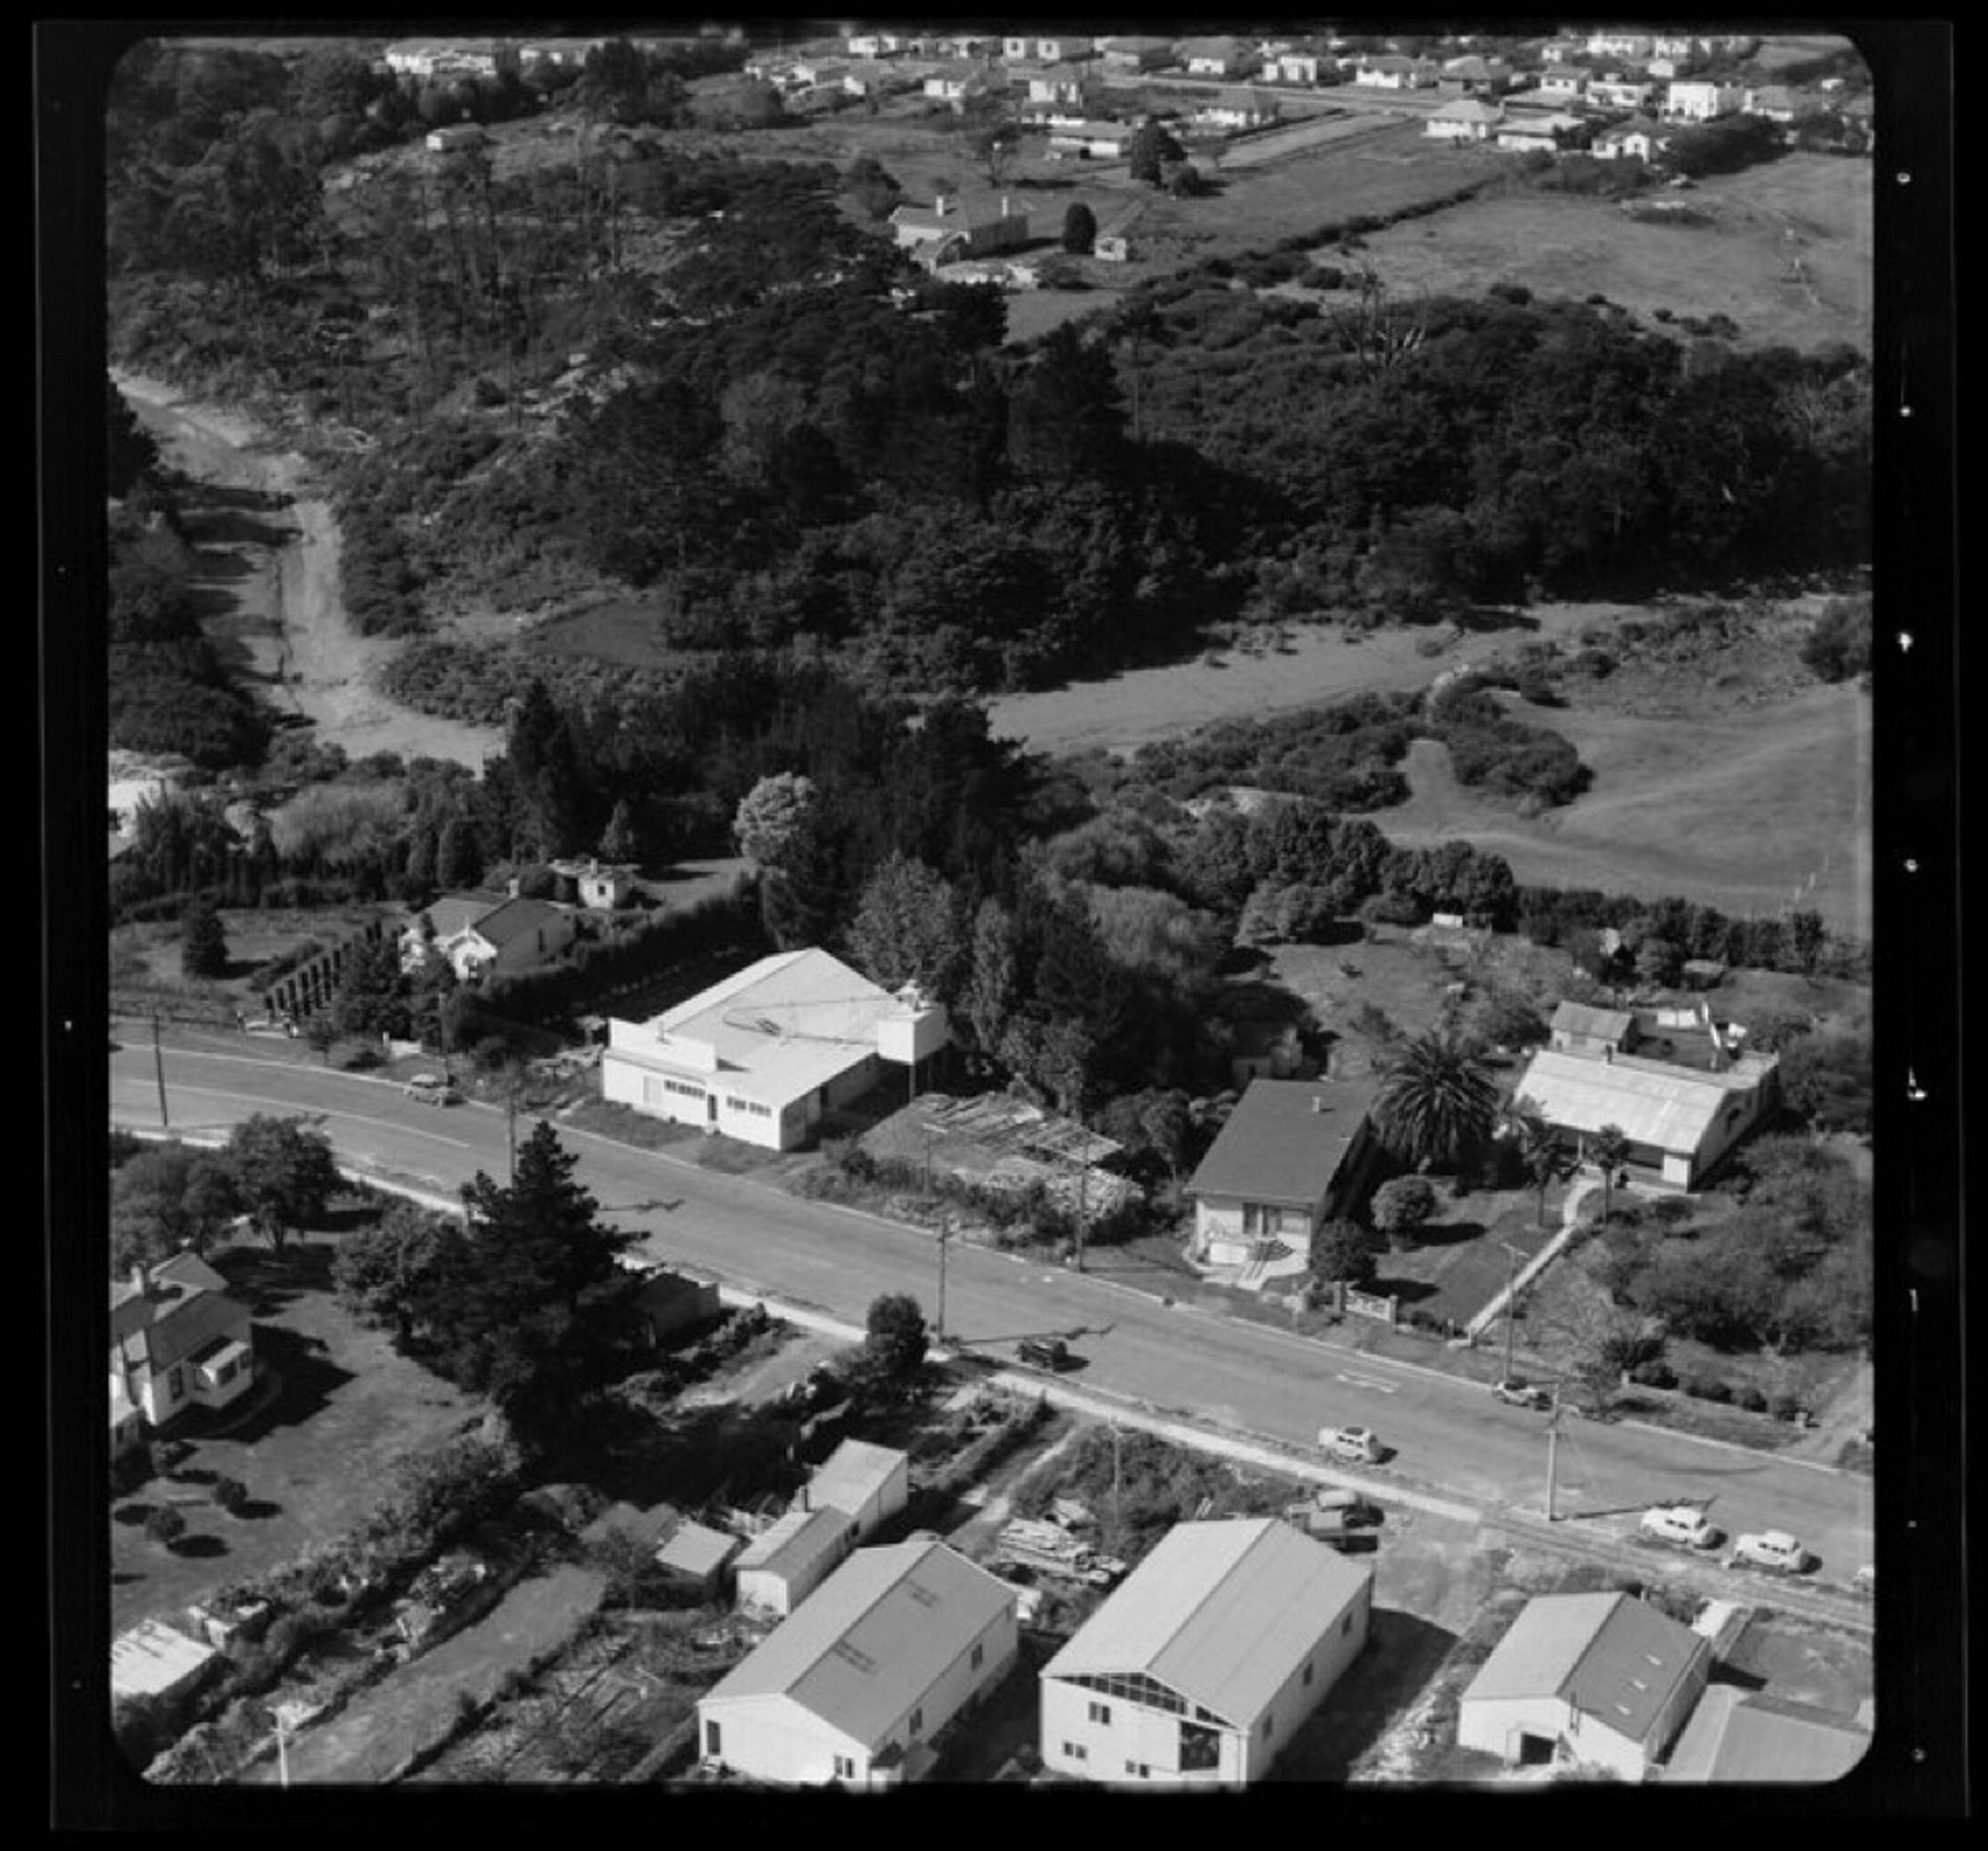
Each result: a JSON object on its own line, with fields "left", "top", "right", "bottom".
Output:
{"left": 114, "top": 373, "right": 503, "bottom": 771}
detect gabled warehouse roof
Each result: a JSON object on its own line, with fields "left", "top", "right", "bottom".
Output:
{"left": 1042, "top": 1518, "right": 1371, "bottom": 1728}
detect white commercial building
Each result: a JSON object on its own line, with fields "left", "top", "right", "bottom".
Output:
{"left": 1039, "top": 1518, "right": 1373, "bottom": 1786}
{"left": 600, "top": 948, "right": 948, "bottom": 1151}
{"left": 801, "top": 1438, "right": 911, "bottom": 1542}
{"left": 699, "top": 1539, "right": 1019, "bottom": 1787}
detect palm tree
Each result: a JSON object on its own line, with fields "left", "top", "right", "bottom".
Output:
{"left": 1372, "top": 1028, "right": 1499, "bottom": 1172}
{"left": 1507, "top": 1097, "right": 1573, "bottom": 1229}
{"left": 1590, "top": 1123, "right": 1631, "bottom": 1227}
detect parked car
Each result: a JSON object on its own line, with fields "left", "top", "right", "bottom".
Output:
{"left": 1853, "top": 1564, "right": 1876, "bottom": 1596}
{"left": 403, "top": 1073, "right": 459, "bottom": 1104}
{"left": 1732, "top": 1530, "right": 1812, "bottom": 1574}
{"left": 1492, "top": 1378, "right": 1554, "bottom": 1411}
{"left": 1310, "top": 1487, "right": 1384, "bottom": 1525}
{"left": 1640, "top": 1504, "right": 1721, "bottom": 1550}
{"left": 1319, "top": 1425, "right": 1387, "bottom": 1465}
{"left": 1016, "top": 1337, "right": 1075, "bottom": 1372}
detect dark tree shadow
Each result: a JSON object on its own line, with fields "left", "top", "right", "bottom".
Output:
{"left": 205, "top": 1331, "right": 354, "bottom": 1440}
{"left": 235, "top": 1499, "right": 283, "bottom": 1520}
{"left": 1269, "top": 1612, "right": 1461, "bottom": 1780}
{"left": 1403, "top": 1219, "right": 1495, "bottom": 1250}
{"left": 1371, "top": 1275, "right": 1438, "bottom": 1304}
{"left": 113, "top": 1503, "right": 155, "bottom": 1527}
{"left": 169, "top": 1533, "right": 230, "bottom": 1559}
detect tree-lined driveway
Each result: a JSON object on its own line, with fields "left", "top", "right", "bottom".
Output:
{"left": 110, "top": 1039, "right": 1874, "bottom": 1596}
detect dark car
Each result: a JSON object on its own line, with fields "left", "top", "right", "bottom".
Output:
{"left": 1016, "top": 1337, "right": 1075, "bottom": 1372}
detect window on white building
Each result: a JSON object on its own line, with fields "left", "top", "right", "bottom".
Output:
{"left": 1063, "top": 1742, "right": 1087, "bottom": 1761}
{"left": 833, "top": 1755, "right": 855, "bottom": 1778}
{"left": 1088, "top": 1701, "right": 1111, "bottom": 1724}
{"left": 972, "top": 1642, "right": 984, "bottom": 1669}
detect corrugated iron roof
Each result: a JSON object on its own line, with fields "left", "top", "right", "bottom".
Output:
{"left": 1511, "top": 1047, "right": 1758, "bottom": 1157}
{"left": 1664, "top": 1687, "right": 1871, "bottom": 1783}
{"left": 703, "top": 1541, "right": 1015, "bottom": 1744}
{"left": 1186, "top": 1078, "right": 1378, "bottom": 1208}
{"left": 1042, "top": 1519, "right": 1371, "bottom": 1727}
{"left": 1551, "top": 1000, "right": 1637, "bottom": 1042}
{"left": 807, "top": 1439, "right": 908, "bottom": 1518}
{"left": 736, "top": 1505, "right": 855, "bottom": 1583}
{"left": 1464, "top": 1593, "right": 1707, "bottom": 1742}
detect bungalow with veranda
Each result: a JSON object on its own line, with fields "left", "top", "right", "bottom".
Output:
{"left": 1039, "top": 1517, "right": 1373, "bottom": 1786}
{"left": 1457, "top": 1592, "right": 1712, "bottom": 1781}
{"left": 400, "top": 891, "right": 580, "bottom": 984}
{"left": 600, "top": 947, "right": 949, "bottom": 1151}
{"left": 1508, "top": 1042, "right": 1779, "bottom": 1189}
{"left": 110, "top": 1253, "right": 257, "bottom": 1443}
{"left": 698, "top": 1538, "right": 1020, "bottom": 1787}
{"left": 1424, "top": 96, "right": 1504, "bottom": 142}
{"left": 1183, "top": 1077, "right": 1384, "bottom": 1268}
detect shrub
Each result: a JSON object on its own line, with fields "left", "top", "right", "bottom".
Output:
{"left": 1768, "top": 1392, "right": 1806, "bottom": 1423}
{"left": 1684, "top": 1375, "right": 1732, "bottom": 1404}
{"left": 145, "top": 1505, "right": 188, "bottom": 1547}
{"left": 1735, "top": 1384, "right": 1769, "bottom": 1413}
{"left": 210, "top": 1475, "right": 249, "bottom": 1515}
{"left": 1629, "top": 1360, "right": 1677, "bottom": 1390}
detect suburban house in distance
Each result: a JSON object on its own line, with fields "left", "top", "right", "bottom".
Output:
{"left": 1509, "top": 1041, "right": 1780, "bottom": 1189}
{"left": 1549, "top": 1000, "right": 1640, "bottom": 1057}
{"left": 698, "top": 1539, "right": 1020, "bottom": 1787}
{"left": 399, "top": 891, "right": 579, "bottom": 984}
{"left": 1424, "top": 96, "right": 1505, "bottom": 141}
{"left": 889, "top": 193, "right": 1033, "bottom": 267}
{"left": 1184, "top": 1077, "right": 1383, "bottom": 1269}
{"left": 1456, "top": 1592, "right": 1713, "bottom": 1780}
{"left": 1039, "top": 1517, "right": 1374, "bottom": 1786}
{"left": 110, "top": 1253, "right": 257, "bottom": 1449}
{"left": 600, "top": 947, "right": 948, "bottom": 1151}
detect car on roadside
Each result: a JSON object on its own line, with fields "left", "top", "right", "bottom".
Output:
{"left": 403, "top": 1073, "right": 459, "bottom": 1104}
{"left": 1016, "top": 1337, "right": 1075, "bottom": 1372}
{"left": 1853, "top": 1564, "right": 1876, "bottom": 1597}
{"left": 1319, "top": 1425, "right": 1387, "bottom": 1465}
{"left": 1492, "top": 1378, "right": 1555, "bottom": 1411}
{"left": 1639, "top": 1504, "right": 1722, "bottom": 1550}
{"left": 1731, "top": 1530, "right": 1812, "bottom": 1574}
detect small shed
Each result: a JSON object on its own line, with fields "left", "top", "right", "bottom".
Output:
{"left": 801, "top": 1438, "right": 911, "bottom": 1542}
{"left": 629, "top": 1266, "right": 723, "bottom": 1348}
{"left": 735, "top": 1505, "right": 857, "bottom": 1617}
{"left": 655, "top": 1518, "right": 745, "bottom": 1599}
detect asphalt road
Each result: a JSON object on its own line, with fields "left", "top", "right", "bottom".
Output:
{"left": 108, "top": 1037, "right": 1874, "bottom": 1600}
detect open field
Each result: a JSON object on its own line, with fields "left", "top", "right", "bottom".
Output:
{"left": 1380, "top": 682, "right": 1872, "bottom": 936}
{"left": 1352, "top": 152, "right": 1873, "bottom": 353}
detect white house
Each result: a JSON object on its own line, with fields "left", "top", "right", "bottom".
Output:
{"left": 1180, "top": 36, "right": 1248, "bottom": 79}
{"left": 1585, "top": 31, "right": 1654, "bottom": 62}
{"left": 600, "top": 947, "right": 948, "bottom": 1152}
{"left": 401, "top": 893, "right": 579, "bottom": 985}
{"left": 1539, "top": 65, "right": 1590, "bottom": 98}
{"left": 1101, "top": 36, "right": 1172, "bottom": 74}
{"left": 1665, "top": 80, "right": 1744, "bottom": 121}
{"left": 1354, "top": 55, "right": 1436, "bottom": 90}
{"left": 547, "top": 856, "right": 640, "bottom": 911}
{"left": 1587, "top": 76, "right": 1656, "bottom": 111}
{"left": 1496, "top": 111, "right": 1589, "bottom": 154}
{"left": 1424, "top": 96, "right": 1504, "bottom": 142}
{"left": 801, "top": 1438, "right": 911, "bottom": 1543}
{"left": 1027, "top": 64, "right": 1096, "bottom": 107}
{"left": 1508, "top": 1043, "right": 1779, "bottom": 1189}
{"left": 890, "top": 192, "right": 1033, "bottom": 263}
{"left": 1457, "top": 1593, "right": 1712, "bottom": 1781}
{"left": 699, "top": 1539, "right": 1019, "bottom": 1787}
{"left": 1549, "top": 1000, "right": 1641, "bottom": 1057}
{"left": 1035, "top": 35, "right": 1093, "bottom": 66}
{"left": 1743, "top": 85, "right": 1806, "bottom": 124}
{"left": 1039, "top": 1518, "right": 1373, "bottom": 1786}
{"left": 424, "top": 123, "right": 490, "bottom": 155}
{"left": 1261, "top": 51, "right": 1322, "bottom": 85}
{"left": 110, "top": 1253, "right": 257, "bottom": 1443}
{"left": 384, "top": 39, "right": 503, "bottom": 80}
{"left": 1048, "top": 120, "right": 1138, "bottom": 160}
{"left": 735, "top": 1505, "right": 858, "bottom": 1618}
{"left": 1593, "top": 117, "right": 1671, "bottom": 162}
{"left": 1192, "top": 95, "right": 1279, "bottom": 132}
{"left": 1184, "top": 1077, "right": 1383, "bottom": 1268}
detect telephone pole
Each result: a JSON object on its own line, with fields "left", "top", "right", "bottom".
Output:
{"left": 1545, "top": 1413, "right": 1562, "bottom": 1522}
{"left": 935, "top": 1217, "right": 952, "bottom": 1343}
{"left": 151, "top": 1013, "right": 170, "bottom": 1129}
{"left": 1500, "top": 1242, "right": 1527, "bottom": 1383}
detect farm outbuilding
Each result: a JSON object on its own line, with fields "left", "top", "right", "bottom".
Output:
{"left": 735, "top": 1506, "right": 858, "bottom": 1618}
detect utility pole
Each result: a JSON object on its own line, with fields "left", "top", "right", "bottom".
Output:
{"left": 1500, "top": 1242, "right": 1527, "bottom": 1383}
{"left": 1545, "top": 1414, "right": 1561, "bottom": 1522}
{"left": 935, "top": 1217, "right": 951, "bottom": 1343}
{"left": 507, "top": 1088, "right": 518, "bottom": 1181}
{"left": 151, "top": 1013, "right": 170, "bottom": 1130}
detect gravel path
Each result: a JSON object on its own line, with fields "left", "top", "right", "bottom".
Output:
{"left": 113, "top": 373, "right": 503, "bottom": 772}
